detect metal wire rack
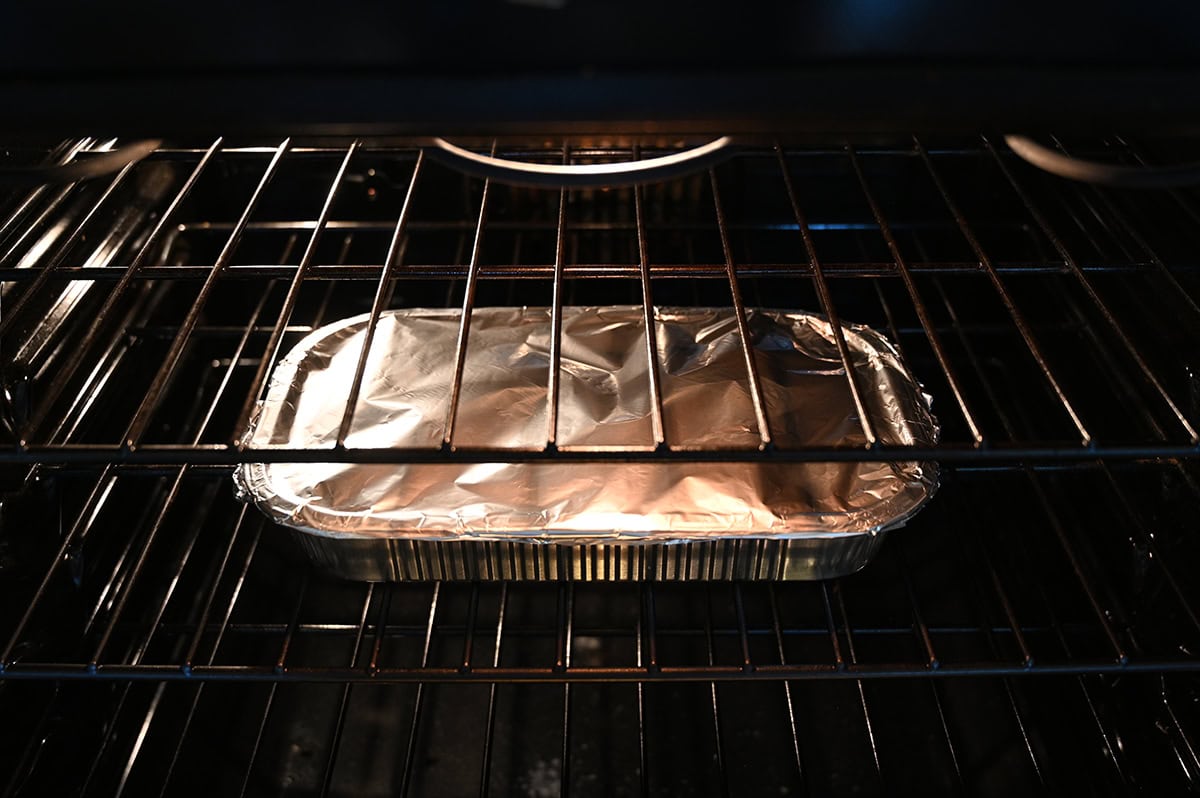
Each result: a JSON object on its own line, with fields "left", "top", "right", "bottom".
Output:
{"left": 2, "top": 135, "right": 1200, "bottom": 795}
{"left": 4, "top": 460, "right": 1200, "bottom": 681}
{"left": 0, "top": 136, "right": 1198, "bottom": 465}
{"left": 2, "top": 460, "right": 1200, "bottom": 794}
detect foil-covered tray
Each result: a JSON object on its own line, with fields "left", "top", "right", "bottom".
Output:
{"left": 235, "top": 306, "right": 938, "bottom": 581}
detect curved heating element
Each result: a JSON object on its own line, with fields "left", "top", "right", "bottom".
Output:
{"left": 428, "top": 136, "right": 734, "bottom": 188}
{"left": 1005, "top": 134, "right": 1200, "bottom": 188}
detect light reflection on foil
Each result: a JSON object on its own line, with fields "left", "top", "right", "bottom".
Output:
{"left": 237, "top": 307, "right": 938, "bottom": 556}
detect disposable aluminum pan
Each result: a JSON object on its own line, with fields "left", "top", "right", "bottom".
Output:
{"left": 235, "top": 306, "right": 939, "bottom": 581}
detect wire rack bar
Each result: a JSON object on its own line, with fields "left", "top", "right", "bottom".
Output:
{"left": 0, "top": 182, "right": 76, "bottom": 267}
{"left": 0, "top": 140, "right": 90, "bottom": 244}
{"left": 1051, "top": 136, "right": 1200, "bottom": 320}
{"left": 710, "top": 168, "right": 773, "bottom": 448}
{"left": 987, "top": 136, "right": 1198, "bottom": 444}
{"left": 158, "top": 517, "right": 262, "bottom": 795}
{"left": 545, "top": 147, "right": 569, "bottom": 448}
{"left": 318, "top": 583, "right": 375, "bottom": 798}
{"left": 237, "top": 683, "right": 282, "bottom": 797}
{"left": 233, "top": 141, "right": 360, "bottom": 442}
{"left": 633, "top": 179, "right": 667, "bottom": 448}
{"left": 88, "top": 270, "right": 284, "bottom": 665}
{"left": 635, "top": 585, "right": 650, "bottom": 797}
{"left": 442, "top": 143, "right": 496, "bottom": 449}
{"left": 832, "top": 581, "right": 884, "bottom": 785}
{"left": 703, "top": 590, "right": 732, "bottom": 798}
{"left": 476, "top": 584, "right": 507, "bottom": 798}
{"left": 847, "top": 144, "right": 986, "bottom": 446}
{"left": 2, "top": 138, "right": 1195, "bottom": 463}
{"left": 3, "top": 260, "right": 1179, "bottom": 282}
{"left": 775, "top": 145, "right": 878, "bottom": 448}
{"left": 927, "top": 272, "right": 1130, "bottom": 661}
{"left": 0, "top": 160, "right": 137, "bottom": 336}
{"left": 398, "top": 584, "right": 441, "bottom": 798}
{"left": 0, "top": 465, "right": 116, "bottom": 666}
{"left": 4, "top": 659, "right": 1200, "bottom": 683}
{"left": 914, "top": 138, "right": 1093, "bottom": 446}
{"left": 5, "top": 443, "right": 1197, "bottom": 466}
{"left": 123, "top": 138, "right": 289, "bottom": 447}
{"left": 16, "top": 138, "right": 225, "bottom": 446}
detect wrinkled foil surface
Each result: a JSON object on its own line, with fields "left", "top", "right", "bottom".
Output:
{"left": 235, "top": 307, "right": 938, "bottom": 545}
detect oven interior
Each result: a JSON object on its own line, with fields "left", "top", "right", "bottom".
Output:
{"left": 1, "top": 135, "right": 1200, "bottom": 796}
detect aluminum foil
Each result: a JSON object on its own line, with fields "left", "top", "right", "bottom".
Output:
{"left": 235, "top": 306, "right": 937, "bottom": 566}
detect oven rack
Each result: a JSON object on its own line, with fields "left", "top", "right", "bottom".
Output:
{"left": 2, "top": 461, "right": 1200, "bottom": 792}
{"left": 3, "top": 136, "right": 1200, "bottom": 794}
{"left": 0, "top": 136, "right": 1198, "bottom": 465}
{"left": 6, "top": 663, "right": 1196, "bottom": 797}
{"left": 2, "top": 457, "right": 1199, "bottom": 682}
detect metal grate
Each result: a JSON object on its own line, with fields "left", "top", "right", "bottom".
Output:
{"left": 2, "top": 135, "right": 1200, "bottom": 795}
{"left": 2, "top": 133, "right": 1200, "bottom": 679}
{"left": 0, "top": 136, "right": 1198, "bottom": 465}
{"left": 5, "top": 670, "right": 1197, "bottom": 796}
{"left": 2, "top": 462, "right": 1200, "bottom": 794}
{"left": 3, "top": 460, "right": 1200, "bottom": 682}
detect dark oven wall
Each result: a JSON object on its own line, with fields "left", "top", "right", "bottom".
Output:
{"left": 4, "top": 1, "right": 1200, "bottom": 135}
